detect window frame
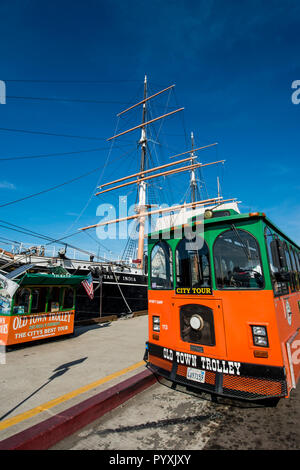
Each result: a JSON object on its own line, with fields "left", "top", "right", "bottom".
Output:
{"left": 61, "top": 287, "right": 75, "bottom": 311}
{"left": 213, "top": 227, "right": 265, "bottom": 291}
{"left": 29, "top": 286, "right": 49, "bottom": 314}
{"left": 264, "top": 227, "right": 289, "bottom": 296}
{"left": 287, "top": 244, "right": 297, "bottom": 292}
{"left": 175, "top": 236, "right": 212, "bottom": 290}
{"left": 263, "top": 226, "right": 300, "bottom": 296}
{"left": 13, "top": 287, "right": 31, "bottom": 314}
{"left": 150, "top": 240, "right": 174, "bottom": 290}
{"left": 293, "top": 249, "right": 300, "bottom": 291}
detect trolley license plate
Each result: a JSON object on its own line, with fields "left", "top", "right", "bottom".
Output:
{"left": 186, "top": 367, "right": 206, "bottom": 383}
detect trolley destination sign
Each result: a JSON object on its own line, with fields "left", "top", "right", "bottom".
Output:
{"left": 175, "top": 287, "right": 212, "bottom": 295}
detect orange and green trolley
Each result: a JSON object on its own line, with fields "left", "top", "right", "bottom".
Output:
{"left": 0, "top": 272, "right": 89, "bottom": 346}
{"left": 145, "top": 208, "right": 300, "bottom": 402}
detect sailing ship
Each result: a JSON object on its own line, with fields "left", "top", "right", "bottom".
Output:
{"left": 0, "top": 76, "right": 239, "bottom": 320}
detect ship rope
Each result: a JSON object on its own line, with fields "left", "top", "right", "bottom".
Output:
{"left": 110, "top": 268, "right": 132, "bottom": 314}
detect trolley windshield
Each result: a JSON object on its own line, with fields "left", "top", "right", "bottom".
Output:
{"left": 213, "top": 228, "right": 264, "bottom": 289}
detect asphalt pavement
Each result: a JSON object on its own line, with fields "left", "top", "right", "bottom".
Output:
{"left": 0, "top": 314, "right": 149, "bottom": 443}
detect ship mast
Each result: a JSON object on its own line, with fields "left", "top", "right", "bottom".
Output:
{"left": 80, "top": 80, "right": 234, "bottom": 256}
{"left": 190, "top": 131, "right": 197, "bottom": 205}
{"left": 136, "top": 75, "right": 148, "bottom": 270}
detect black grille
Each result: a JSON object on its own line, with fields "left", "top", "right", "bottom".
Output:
{"left": 222, "top": 373, "right": 287, "bottom": 400}
{"left": 147, "top": 361, "right": 287, "bottom": 401}
{"left": 180, "top": 304, "right": 215, "bottom": 346}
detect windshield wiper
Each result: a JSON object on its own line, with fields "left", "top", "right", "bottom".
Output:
{"left": 231, "top": 224, "right": 251, "bottom": 260}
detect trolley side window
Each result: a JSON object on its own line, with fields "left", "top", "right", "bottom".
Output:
{"left": 284, "top": 243, "right": 292, "bottom": 271}
{"left": 293, "top": 248, "right": 300, "bottom": 291}
{"left": 150, "top": 241, "right": 173, "bottom": 289}
{"left": 175, "top": 237, "right": 211, "bottom": 288}
{"left": 62, "top": 287, "right": 75, "bottom": 310}
{"left": 14, "top": 288, "right": 30, "bottom": 314}
{"left": 214, "top": 228, "right": 264, "bottom": 289}
{"left": 289, "top": 247, "right": 299, "bottom": 292}
{"left": 265, "top": 227, "right": 289, "bottom": 296}
{"left": 30, "top": 287, "right": 48, "bottom": 313}
{"left": 47, "top": 286, "right": 61, "bottom": 312}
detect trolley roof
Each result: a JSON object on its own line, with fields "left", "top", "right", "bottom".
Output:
{"left": 147, "top": 209, "right": 300, "bottom": 251}
{"left": 16, "top": 273, "right": 88, "bottom": 287}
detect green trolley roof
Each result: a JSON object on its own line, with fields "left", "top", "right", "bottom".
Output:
{"left": 147, "top": 210, "right": 300, "bottom": 250}
{"left": 17, "top": 273, "right": 88, "bottom": 287}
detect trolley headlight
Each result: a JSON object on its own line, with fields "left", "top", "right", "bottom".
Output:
{"left": 190, "top": 314, "right": 204, "bottom": 331}
{"left": 252, "top": 326, "right": 266, "bottom": 336}
{"left": 251, "top": 325, "right": 269, "bottom": 347}
{"left": 152, "top": 316, "right": 160, "bottom": 332}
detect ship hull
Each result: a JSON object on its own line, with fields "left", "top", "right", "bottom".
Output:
{"left": 75, "top": 270, "right": 148, "bottom": 319}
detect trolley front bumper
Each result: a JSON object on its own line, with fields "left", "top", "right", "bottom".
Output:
{"left": 145, "top": 342, "right": 288, "bottom": 401}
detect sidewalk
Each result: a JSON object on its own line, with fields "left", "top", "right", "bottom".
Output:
{"left": 0, "top": 314, "right": 149, "bottom": 443}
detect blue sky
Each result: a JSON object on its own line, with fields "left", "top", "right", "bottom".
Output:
{"left": 0, "top": 0, "right": 299, "bottom": 260}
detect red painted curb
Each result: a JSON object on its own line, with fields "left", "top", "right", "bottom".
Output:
{"left": 0, "top": 368, "right": 157, "bottom": 450}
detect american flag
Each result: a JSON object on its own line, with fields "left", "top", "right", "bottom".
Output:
{"left": 81, "top": 273, "right": 94, "bottom": 300}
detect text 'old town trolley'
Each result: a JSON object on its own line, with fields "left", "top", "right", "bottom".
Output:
{"left": 145, "top": 208, "right": 300, "bottom": 402}
{"left": 0, "top": 272, "right": 90, "bottom": 346}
